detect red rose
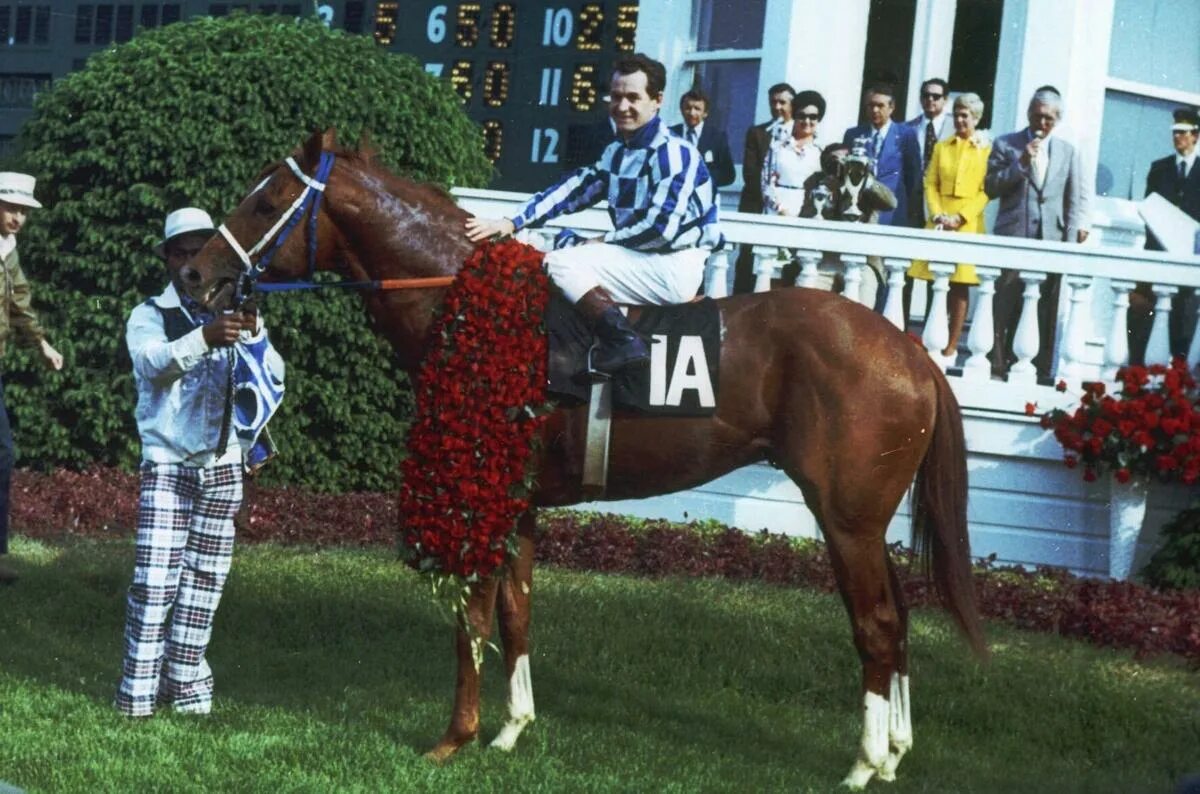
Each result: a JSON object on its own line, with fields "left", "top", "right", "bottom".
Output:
{"left": 1025, "top": 402, "right": 1038, "bottom": 416}
{"left": 1114, "top": 468, "right": 1131, "bottom": 483}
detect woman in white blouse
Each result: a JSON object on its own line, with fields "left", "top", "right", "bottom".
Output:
{"left": 763, "top": 90, "right": 825, "bottom": 217}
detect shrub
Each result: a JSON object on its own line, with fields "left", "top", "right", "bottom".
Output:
{"left": 7, "top": 14, "right": 492, "bottom": 491}
{"left": 1143, "top": 505, "right": 1200, "bottom": 591}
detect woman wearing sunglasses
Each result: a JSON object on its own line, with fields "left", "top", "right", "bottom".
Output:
{"left": 762, "top": 90, "right": 826, "bottom": 217}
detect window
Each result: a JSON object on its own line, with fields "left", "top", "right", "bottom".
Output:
{"left": 693, "top": 0, "right": 764, "bottom": 51}
{"left": 75, "top": 5, "right": 94, "bottom": 43}
{"left": 140, "top": 4, "right": 159, "bottom": 28}
{"left": 209, "top": 3, "right": 227, "bottom": 15}
{"left": 281, "top": 3, "right": 299, "bottom": 14}
{"left": 115, "top": 4, "right": 134, "bottom": 41}
{"left": 94, "top": 4, "right": 114, "bottom": 43}
{"left": 1110, "top": 0, "right": 1200, "bottom": 95}
{"left": 860, "top": 0, "right": 916, "bottom": 124}
{"left": 344, "top": 1, "right": 365, "bottom": 33}
{"left": 13, "top": 5, "right": 28, "bottom": 43}
{"left": 947, "top": 0, "right": 1001, "bottom": 130}
{"left": 33, "top": 5, "right": 48, "bottom": 44}
{"left": 162, "top": 4, "right": 181, "bottom": 25}
{"left": 0, "top": 7, "right": 10, "bottom": 44}
{"left": 259, "top": 3, "right": 278, "bottom": 12}
{"left": 0, "top": 74, "right": 51, "bottom": 109}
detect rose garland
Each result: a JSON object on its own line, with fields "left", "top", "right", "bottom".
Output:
{"left": 1035, "top": 358, "right": 1200, "bottom": 484}
{"left": 398, "top": 239, "right": 551, "bottom": 610}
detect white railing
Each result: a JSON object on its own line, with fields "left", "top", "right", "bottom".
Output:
{"left": 453, "top": 188, "right": 1200, "bottom": 410}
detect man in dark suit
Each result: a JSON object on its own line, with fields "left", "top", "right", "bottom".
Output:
{"left": 733, "top": 82, "right": 794, "bottom": 293}
{"left": 670, "top": 88, "right": 735, "bottom": 188}
{"left": 904, "top": 77, "right": 954, "bottom": 215}
{"left": 1131, "top": 107, "right": 1200, "bottom": 360}
{"left": 842, "top": 83, "right": 922, "bottom": 228}
{"left": 985, "top": 86, "right": 1089, "bottom": 380}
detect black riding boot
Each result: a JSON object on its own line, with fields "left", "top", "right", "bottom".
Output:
{"left": 576, "top": 286, "right": 650, "bottom": 376}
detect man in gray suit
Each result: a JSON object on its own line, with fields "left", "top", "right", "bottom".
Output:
{"left": 985, "top": 86, "right": 1089, "bottom": 380}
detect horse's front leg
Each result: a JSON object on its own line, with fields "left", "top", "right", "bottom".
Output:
{"left": 490, "top": 514, "right": 536, "bottom": 751}
{"left": 425, "top": 575, "right": 501, "bottom": 763}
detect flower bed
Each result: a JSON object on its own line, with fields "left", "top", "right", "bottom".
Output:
{"left": 11, "top": 467, "right": 1200, "bottom": 665}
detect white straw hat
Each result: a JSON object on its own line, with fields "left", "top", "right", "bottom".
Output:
{"left": 0, "top": 172, "right": 43, "bottom": 209}
{"left": 154, "top": 207, "right": 216, "bottom": 257}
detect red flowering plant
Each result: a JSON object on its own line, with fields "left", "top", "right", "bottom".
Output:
{"left": 397, "top": 239, "right": 552, "bottom": 632}
{"left": 1035, "top": 357, "right": 1200, "bottom": 485}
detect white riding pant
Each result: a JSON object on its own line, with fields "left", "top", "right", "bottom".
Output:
{"left": 545, "top": 243, "right": 710, "bottom": 304}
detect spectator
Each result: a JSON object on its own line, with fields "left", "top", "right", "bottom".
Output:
{"left": 0, "top": 172, "right": 64, "bottom": 585}
{"left": 906, "top": 78, "right": 953, "bottom": 175}
{"left": 734, "top": 82, "right": 794, "bottom": 293}
{"left": 762, "top": 90, "right": 826, "bottom": 217}
{"left": 985, "top": 86, "right": 1089, "bottom": 381}
{"left": 1130, "top": 106, "right": 1200, "bottom": 361}
{"left": 670, "top": 87, "right": 735, "bottom": 188}
{"left": 907, "top": 93, "right": 991, "bottom": 364}
{"left": 842, "top": 82, "right": 923, "bottom": 228}
{"left": 116, "top": 207, "right": 285, "bottom": 717}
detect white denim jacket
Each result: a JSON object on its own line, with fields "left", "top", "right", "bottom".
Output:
{"left": 126, "top": 283, "right": 282, "bottom": 467}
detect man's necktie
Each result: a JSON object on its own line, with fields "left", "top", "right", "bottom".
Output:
{"left": 923, "top": 120, "right": 937, "bottom": 168}
{"left": 688, "top": 128, "right": 698, "bottom": 146}
{"left": 1180, "top": 159, "right": 1189, "bottom": 182}
{"left": 871, "top": 130, "right": 882, "bottom": 159}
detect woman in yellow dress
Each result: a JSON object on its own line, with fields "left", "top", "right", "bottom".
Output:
{"left": 908, "top": 92, "right": 990, "bottom": 359}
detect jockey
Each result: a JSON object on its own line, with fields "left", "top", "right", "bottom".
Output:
{"left": 465, "top": 53, "right": 723, "bottom": 376}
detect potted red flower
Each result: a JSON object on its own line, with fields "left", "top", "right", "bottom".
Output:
{"left": 1035, "top": 357, "right": 1200, "bottom": 578}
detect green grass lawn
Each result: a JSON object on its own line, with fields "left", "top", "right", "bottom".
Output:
{"left": 0, "top": 536, "right": 1197, "bottom": 793}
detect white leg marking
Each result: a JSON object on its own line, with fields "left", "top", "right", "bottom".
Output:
{"left": 842, "top": 690, "right": 889, "bottom": 789}
{"left": 489, "top": 654, "right": 535, "bottom": 751}
{"left": 879, "top": 674, "right": 912, "bottom": 782}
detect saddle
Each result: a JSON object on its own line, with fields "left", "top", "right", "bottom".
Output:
{"left": 546, "top": 292, "right": 721, "bottom": 416}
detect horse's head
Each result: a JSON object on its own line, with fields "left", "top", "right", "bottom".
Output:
{"left": 181, "top": 129, "right": 343, "bottom": 311}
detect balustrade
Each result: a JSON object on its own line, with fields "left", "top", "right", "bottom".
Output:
{"left": 458, "top": 188, "right": 1200, "bottom": 400}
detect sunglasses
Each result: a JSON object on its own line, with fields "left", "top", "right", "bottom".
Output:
{"left": 921, "top": 92, "right": 945, "bottom": 100}
{"left": 796, "top": 112, "right": 821, "bottom": 121}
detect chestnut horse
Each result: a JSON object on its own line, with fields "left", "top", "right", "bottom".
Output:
{"left": 181, "top": 130, "right": 985, "bottom": 789}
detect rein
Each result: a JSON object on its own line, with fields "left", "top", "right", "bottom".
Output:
{"left": 216, "top": 151, "right": 453, "bottom": 301}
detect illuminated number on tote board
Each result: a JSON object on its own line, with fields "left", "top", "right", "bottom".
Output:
{"left": 489, "top": 2, "right": 515, "bottom": 48}
{"left": 576, "top": 4, "right": 602, "bottom": 50}
{"left": 616, "top": 4, "right": 637, "bottom": 51}
{"left": 570, "top": 64, "right": 598, "bottom": 111}
{"left": 456, "top": 3, "right": 481, "bottom": 47}
{"left": 483, "top": 60, "right": 511, "bottom": 107}
{"left": 483, "top": 120, "right": 504, "bottom": 162}
{"left": 449, "top": 59, "right": 474, "bottom": 102}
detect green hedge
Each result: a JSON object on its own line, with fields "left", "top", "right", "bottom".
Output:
{"left": 7, "top": 14, "right": 491, "bottom": 491}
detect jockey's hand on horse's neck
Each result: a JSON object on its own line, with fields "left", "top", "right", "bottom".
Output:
{"left": 464, "top": 217, "right": 515, "bottom": 243}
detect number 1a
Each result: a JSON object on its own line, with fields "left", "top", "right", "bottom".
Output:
{"left": 531, "top": 129, "right": 560, "bottom": 163}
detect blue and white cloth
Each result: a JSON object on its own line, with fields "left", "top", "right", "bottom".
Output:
{"left": 510, "top": 116, "right": 724, "bottom": 253}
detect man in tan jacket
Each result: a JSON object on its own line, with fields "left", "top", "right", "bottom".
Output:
{"left": 0, "top": 172, "right": 64, "bottom": 584}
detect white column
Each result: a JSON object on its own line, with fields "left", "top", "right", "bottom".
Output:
{"left": 795, "top": 250, "right": 821, "bottom": 289}
{"left": 904, "top": 0, "right": 956, "bottom": 120}
{"left": 1144, "top": 284, "right": 1178, "bottom": 366}
{"left": 964, "top": 267, "right": 1002, "bottom": 380}
{"left": 1102, "top": 280, "right": 1134, "bottom": 381}
{"left": 705, "top": 250, "right": 730, "bottom": 299}
{"left": 1057, "top": 276, "right": 1093, "bottom": 382}
{"left": 881, "top": 258, "right": 909, "bottom": 330}
{"left": 766, "top": 0, "right": 870, "bottom": 137}
{"left": 1188, "top": 302, "right": 1200, "bottom": 371}
{"left": 922, "top": 263, "right": 955, "bottom": 368}
{"left": 841, "top": 254, "right": 868, "bottom": 307}
{"left": 1009, "top": 271, "right": 1047, "bottom": 385}
{"left": 752, "top": 247, "right": 776, "bottom": 293}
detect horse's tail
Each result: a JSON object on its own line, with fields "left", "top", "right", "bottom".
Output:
{"left": 911, "top": 359, "right": 988, "bottom": 661}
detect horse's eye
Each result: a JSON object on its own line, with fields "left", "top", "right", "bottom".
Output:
{"left": 254, "top": 197, "right": 276, "bottom": 217}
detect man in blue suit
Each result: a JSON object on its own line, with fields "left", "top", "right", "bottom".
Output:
{"left": 669, "top": 88, "right": 736, "bottom": 188}
{"left": 843, "top": 83, "right": 923, "bottom": 227}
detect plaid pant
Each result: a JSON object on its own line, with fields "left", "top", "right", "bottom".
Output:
{"left": 115, "top": 461, "right": 242, "bottom": 717}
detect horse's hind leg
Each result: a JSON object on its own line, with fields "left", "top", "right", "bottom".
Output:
{"left": 879, "top": 554, "right": 912, "bottom": 782}
{"left": 425, "top": 575, "right": 501, "bottom": 763}
{"left": 807, "top": 510, "right": 906, "bottom": 790}
{"left": 490, "top": 514, "right": 536, "bottom": 752}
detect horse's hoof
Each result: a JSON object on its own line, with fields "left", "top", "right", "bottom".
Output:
{"left": 841, "top": 760, "right": 877, "bottom": 790}
{"left": 424, "top": 734, "right": 475, "bottom": 764}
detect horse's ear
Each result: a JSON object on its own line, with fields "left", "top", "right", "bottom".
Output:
{"left": 357, "top": 129, "right": 377, "bottom": 162}
{"left": 299, "top": 128, "right": 337, "bottom": 168}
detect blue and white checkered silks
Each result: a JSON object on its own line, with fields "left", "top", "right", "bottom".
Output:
{"left": 231, "top": 330, "right": 285, "bottom": 468}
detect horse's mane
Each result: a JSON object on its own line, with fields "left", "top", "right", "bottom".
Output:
{"left": 328, "top": 143, "right": 464, "bottom": 215}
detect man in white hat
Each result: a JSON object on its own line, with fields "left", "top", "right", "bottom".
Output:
{"left": 116, "top": 206, "right": 283, "bottom": 717}
{"left": 0, "top": 171, "right": 64, "bottom": 585}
